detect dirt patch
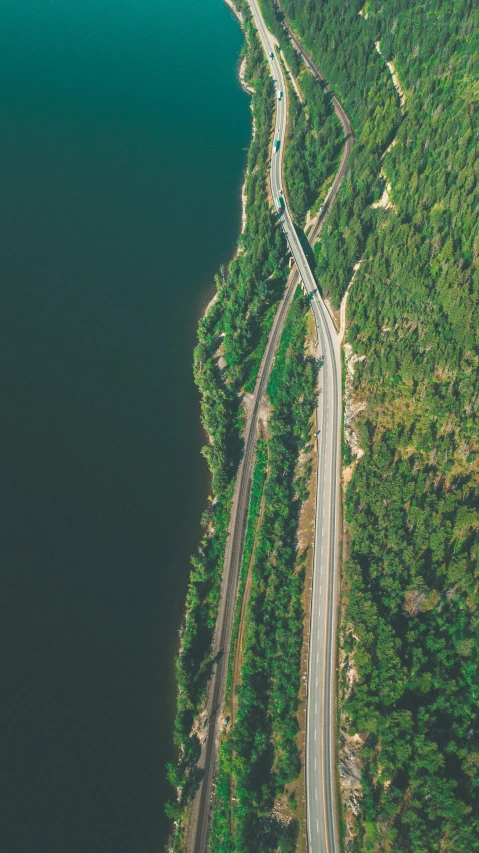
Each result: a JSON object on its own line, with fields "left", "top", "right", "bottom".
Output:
{"left": 343, "top": 342, "right": 366, "bottom": 484}
{"left": 375, "top": 40, "right": 406, "bottom": 112}
{"left": 239, "top": 55, "right": 254, "bottom": 95}
{"left": 242, "top": 390, "right": 271, "bottom": 430}
{"left": 214, "top": 337, "right": 227, "bottom": 375}
{"left": 203, "top": 291, "right": 218, "bottom": 319}
{"left": 271, "top": 794, "right": 294, "bottom": 828}
{"left": 372, "top": 170, "right": 395, "bottom": 211}
{"left": 339, "top": 261, "right": 362, "bottom": 343}
{"left": 324, "top": 297, "right": 340, "bottom": 333}
{"left": 382, "top": 135, "right": 398, "bottom": 160}
{"left": 191, "top": 708, "right": 209, "bottom": 746}
{"left": 342, "top": 463, "right": 355, "bottom": 486}
{"left": 305, "top": 309, "right": 319, "bottom": 357}
{"left": 386, "top": 59, "right": 405, "bottom": 111}
{"left": 296, "top": 448, "right": 316, "bottom": 553}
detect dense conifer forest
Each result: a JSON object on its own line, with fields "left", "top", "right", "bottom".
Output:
{"left": 270, "top": 0, "right": 479, "bottom": 849}
{"left": 168, "top": 0, "right": 479, "bottom": 850}
{"left": 283, "top": 70, "right": 343, "bottom": 225}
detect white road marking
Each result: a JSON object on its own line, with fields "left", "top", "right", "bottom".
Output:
{"left": 249, "top": 14, "right": 344, "bottom": 852}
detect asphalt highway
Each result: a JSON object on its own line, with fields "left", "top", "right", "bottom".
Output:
{"left": 187, "top": 3, "right": 351, "bottom": 849}
{"left": 247, "top": 2, "right": 344, "bottom": 851}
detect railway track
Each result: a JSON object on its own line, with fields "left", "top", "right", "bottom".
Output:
{"left": 187, "top": 4, "right": 353, "bottom": 849}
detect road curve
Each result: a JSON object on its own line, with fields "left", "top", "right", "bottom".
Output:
{"left": 187, "top": 2, "right": 351, "bottom": 849}
{"left": 274, "top": 0, "right": 354, "bottom": 242}
{"left": 274, "top": 0, "right": 353, "bottom": 158}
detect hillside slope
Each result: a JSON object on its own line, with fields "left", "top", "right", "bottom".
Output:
{"left": 272, "top": 0, "right": 479, "bottom": 849}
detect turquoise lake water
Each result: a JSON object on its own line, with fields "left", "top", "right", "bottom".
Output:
{"left": 0, "top": 1, "right": 249, "bottom": 850}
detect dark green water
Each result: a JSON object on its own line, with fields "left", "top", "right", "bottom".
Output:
{"left": 0, "top": 1, "right": 249, "bottom": 850}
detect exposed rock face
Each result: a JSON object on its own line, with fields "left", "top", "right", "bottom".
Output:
{"left": 338, "top": 622, "right": 366, "bottom": 850}
{"left": 342, "top": 341, "right": 366, "bottom": 485}
{"left": 339, "top": 728, "right": 366, "bottom": 850}
{"left": 339, "top": 286, "right": 367, "bottom": 847}
{"left": 339, "top": 730, "right": 364, "bottom": 807}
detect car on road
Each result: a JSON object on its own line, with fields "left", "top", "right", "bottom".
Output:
{"left": 269, "top": 51, "right": 274, "bottom": 58}
{"left": 277, "top": 90, "right": 283, "bottom": 100}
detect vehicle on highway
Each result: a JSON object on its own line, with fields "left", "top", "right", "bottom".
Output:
{"left": 274, "top": 139, "right": 280, "bottom": 153}
{"left": 187, "top": 2, "right": 352, "bottom": 849}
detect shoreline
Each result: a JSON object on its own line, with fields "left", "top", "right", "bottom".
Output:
{"left": 204, "top": 0, "right": 252, "bottom": 320}
{"left": 222, "top": 0, "right": 243, "bottom": 24}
